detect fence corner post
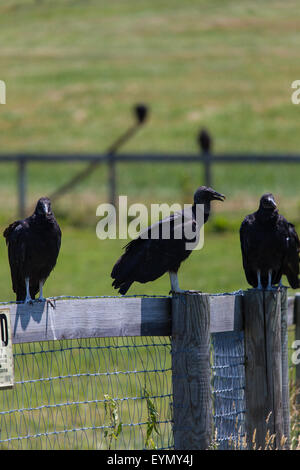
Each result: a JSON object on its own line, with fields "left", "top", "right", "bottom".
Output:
{"left": 244, "top": 289, "right": 284, "bottom": 449}
{"left": 171, "top": 292, "right": 212, "bottom": 450}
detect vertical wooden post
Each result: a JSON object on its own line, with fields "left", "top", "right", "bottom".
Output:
{"left": 294, "top": 294, "right": 300, "bottom": 405}
{"left": 108, "top": 154, "right": 116, "bottom": 208}
{"left": 171, "top": 292, "right": 212, "bottom": 450}
{"left": 18, "top": 157, "right": 27, "bottom": 219}
{"left": 244, "top": 289, "right": 284, "bottom": 449}
{"left": 280, "top": 287, "right": 290, "bottom": 447}
{"left": 197, "top": 129, "right": 212, "bottom": 189}
{"left": 203, "top": 151, "right": 212, "bottom": 189}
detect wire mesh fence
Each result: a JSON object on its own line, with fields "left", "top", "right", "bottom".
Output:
{"left": 212, "top": 331, "right": 246, "bottom": 449}
{"left": 0, "top": 297, "right": 298, "bottom": 450}
{"left": 211, "top": 325, "right": 297, "bottom": 450}
{"left": 0, "top": 336, "right": 173, "bottom": 450}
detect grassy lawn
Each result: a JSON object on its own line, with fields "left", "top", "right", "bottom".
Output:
{"left": 1, "top": 0, "right": 300, "bottom": 154}
{"left": 1, "top": 0, "right": 300, "bottom": 301}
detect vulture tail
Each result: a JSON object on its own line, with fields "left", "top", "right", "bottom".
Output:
{"left": 111, "top": 243, "right": 144, "bottom": 295}
{"left": 112, "top": 280, "right": 133, "bottom": 295}
{"left": 286, "top": 270, "right": 299, "bottom": 289}
{"left": 16, "top": 289, "right": 26, "bottom": 302}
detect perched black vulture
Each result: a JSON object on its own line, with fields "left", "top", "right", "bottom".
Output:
{"left": 134, "top": 104, "right": 148, "bottom": 124}
{"left": 240, "top": 193, "right": 300, "bottom": 289}
{"left": 3, "top": 197, "right": 61, "bottom": 303}
{"left": 111, "top": 186, "right": 225, "bottom": 294}
{"left": 198, "top": 129, "right": 212, "bottom": 154}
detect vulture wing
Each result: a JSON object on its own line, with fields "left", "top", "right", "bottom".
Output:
{"left": 3, "top": 220, "right": 29, "bottom": 299}
{"left": 282, "top": 220, "right": 300, "bottom": 288}
{"left": 111, "top": 210, "right": 198, "bottom": 294}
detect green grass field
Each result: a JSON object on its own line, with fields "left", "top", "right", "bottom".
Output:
{"left": 0, "top": 0, "right": 300, "bottom": 450}
{"left": 1, "top": 0, "right": 300, "bottom": 299}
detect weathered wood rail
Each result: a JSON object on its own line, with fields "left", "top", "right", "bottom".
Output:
{"left": 2, "top": 293, "right": 243, "bottom": 344}
{"left": 1, "top": 292, "right": 296, "bottom": 344}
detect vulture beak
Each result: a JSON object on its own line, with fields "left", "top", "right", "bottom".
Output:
{"left": 211, "top": 191, "right": 226, "bottom": 202}
{"left": 267, "top": 195, "right": 277, "bottom": 209}
{"left": 264, "top": 195, "right": 277, "bottom": 209}
{"left": 43, "top": 202, "right": 51, "bottom": 215}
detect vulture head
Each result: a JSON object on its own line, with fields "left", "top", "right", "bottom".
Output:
{"left": 259, "top": 193, "right": 277, "bottom": 211}
{"left": 35, "top": 197, "right": 53, "bottom": 217}
{"left": 193, "top": 186, "right": 225, "bottom": 205}
{"left": 193, "top": 186, "right": 225, "bottom": 220}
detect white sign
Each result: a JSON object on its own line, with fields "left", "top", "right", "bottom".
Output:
{"left": 0, "top": 308, "right": 14, "bottom": 389}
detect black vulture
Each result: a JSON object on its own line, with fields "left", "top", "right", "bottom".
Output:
{"left": 134, "top": 104, "right": 148, "bottom": 124}
{"left": 111, "top": 186, "right": 225, "bottom": 294}
{"left": 3, "top": 197, "right": 61, "bottom": 303}
{"left": 198, "top": 129, "right": 212, "bottom": 154}
{"left": 240, "top": 193, "right": 300, "bottom": 289}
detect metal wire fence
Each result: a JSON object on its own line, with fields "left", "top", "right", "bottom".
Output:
{"left": 0, "top": 297, "right": 297, "bottom": 450}
{"left": 0, "top": 336, "right": 173, "bottom": 450}
{"left": 211, "top": 326, "right": 297, "bottom": 450}
{"left": 212, "top": 331, "right": 246, "bottom": 449}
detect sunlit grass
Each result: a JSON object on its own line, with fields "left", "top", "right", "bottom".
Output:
{"left": 0, "top": 0, "right": 300, "bottom": 449}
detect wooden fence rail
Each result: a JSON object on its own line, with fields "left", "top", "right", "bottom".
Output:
{"left": 2, "top": 293, "right": 247, "bottom": 344}
{"left": 2, "top": 291, "right": 297, "bottom": 345}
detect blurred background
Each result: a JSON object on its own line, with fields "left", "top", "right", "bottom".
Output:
{"left": 1, "top": 0, "right": 300, "bottom": 299}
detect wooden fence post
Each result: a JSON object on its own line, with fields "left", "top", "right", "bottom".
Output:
{"left": 280, "top": 287, "right": 290, "bottom": 447}
{"left": 198, "top": 129, "right": 212, "bottom": 188}
{"left": 294, "top": 294, "right": 300, "bottom": 405}
{"left": 171, "top": 292, "right": 212, "bottom": 450}
{"left": 244, "top": 289, "right": 284, "bottom": 449}
{"left": 203, "top": 151, "right": 212, "bottom": 189}
{"left": 108, "top": 154, "right": 116, "bottom": 208}
{"left": 18, "top": 157, "right": 27, "bottom": 219}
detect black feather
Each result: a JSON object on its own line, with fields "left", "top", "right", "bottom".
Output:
{"left": 3, "top": 197, "right": 61, "bottom": 301}
{"left": 111, "top": 186, "right": 225, "bottom": 294}
{"left": 240, "top": 193, "right": 299, "bottom": 289}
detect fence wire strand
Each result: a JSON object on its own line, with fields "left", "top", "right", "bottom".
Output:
{"left": 211, "top": 331, "right": 246, "bottom": 450}
{"left": 0, "top": 336, "right": 173, "bottom": 450}
{"left": 0, "top": 294, "right": 297, "bottom": 450}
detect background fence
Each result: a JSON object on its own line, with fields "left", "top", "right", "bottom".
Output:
{"left": 5, "top": 141, "right": 300, "bottom": 218}
{"left": 0, "top": 291, "right": 299, "bottom": 450}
